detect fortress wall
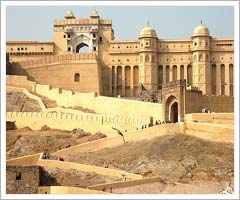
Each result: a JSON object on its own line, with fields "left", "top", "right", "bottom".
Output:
{"left": 185, "top": 113, "right": 234, "bottom": 124}
{"left": 200, "top": 95, "right": 234, "bottom": 113}
{"left": 185, "top": 91, "right": 234, "bottom": 114}
{"left": 6, "top": 75, "right": 36, "bottom": 92}
{"left": 38, "top": 186, "right": 107, "bottom": 194}
{"left": 28, "top": 62, "right": 100, "bottom": 94}
{"left": 94, "top": 96, "right": 163, "bottom": 120}
{"left": 185, "top": 122, "right": 234, "bottom": 143}
{"left": 88, "top": 177, "right": 164, "bottom": 191}
{"left": 54, "top": 124, "right": 180, "bottom": 157}
{"left": 6, "top": 112, "right": 149, "bottom": 137}
{"left": 6, "top": 153, "right": 42, "bottom": 166}
{"left": 37, "top": 160, "right": 142, "bottom": 180}
{"left": 16, "top": 53, "right": 97, "bottom": 69}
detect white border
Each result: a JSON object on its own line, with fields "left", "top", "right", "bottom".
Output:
{"left": 1, "top": 1, "right": 239, "bottom": 199}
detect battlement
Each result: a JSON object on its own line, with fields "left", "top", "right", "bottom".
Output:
{"left": 54, "top": 19, "right": 112, "bottom": 26}
{"left": 17, "top": 53, "right": 98, "bottom": 69}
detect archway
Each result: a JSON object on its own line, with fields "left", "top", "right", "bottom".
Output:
{"left": 165, "top": 95, "right": 178, "bottom": 123}
{"left": 76, "top": 42, "right": 89, "bottom": 53}
{"left": 170, "top": 102, "right": 178, "bottom": 123}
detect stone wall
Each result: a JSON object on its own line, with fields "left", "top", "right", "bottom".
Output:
{"left": 6, "top": 112, "right": 150, "bottom": 135}
{"left": 6, "top": 75, "right": 36, "bottom": 93}
{"left": 38, "top": 186, "right": 108, "bottom": 194}
{"left": 138, "top": 90, "right": 162, "bottom": 103}
{"left": 185, "top": 90, "right": 234, "bottom": 113}
{"left": 6, "top": 165, "right": 41, "bottom": 194}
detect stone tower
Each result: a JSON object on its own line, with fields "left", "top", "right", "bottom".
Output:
{"left": 139, "top": 24, "right": 158, "bottom": 90}
{"left": 191, "top": 22, "right": 211, "bottom": 95}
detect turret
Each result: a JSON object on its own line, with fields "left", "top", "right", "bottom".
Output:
{"left": 139, "top": 23, "right": 158, "bottom": 90}
{"left": 191, "top": 22, "right": 211, "bottom": 95}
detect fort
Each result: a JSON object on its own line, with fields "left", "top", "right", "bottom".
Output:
{"left": 5, "top": 9, "right": 234, "bottom": 195}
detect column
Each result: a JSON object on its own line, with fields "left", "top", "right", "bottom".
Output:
{"left": 169, "top": 65, "right": 173, "bottom": 82}
{"left": 216, "top": 64, "right": 221, "bottom": 95}
{"left": 177, "top": 65, "right": 181, "bottom": 80}
{"left": 122, "top": 67, "right": 125, "bottom": 97}
{"left": 163, "top": 65, "right": 166, "bottom": 84}
{"left": 225, "top": 63, "right": 230, "bottom": 96}
{"left": 109, "top": 67, "right": 112, "bottom": 96}
{"left": 184, "top": 65, "right": 188, "bottom": 82}
{"left": 130, "top": 66, "right": 134, "bottom": 96}
{"left": 114, "top": 67, "right": 117, "bottom": 97}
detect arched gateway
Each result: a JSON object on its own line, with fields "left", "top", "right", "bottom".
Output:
{"left": 162, "top": 80, "right": 186, "bottom": 123}
{"left": 165, "top": 95, "right": 178, "bottom": 123}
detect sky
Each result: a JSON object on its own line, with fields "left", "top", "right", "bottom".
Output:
{"left": 6, "top": 6, "right": 234, "bottom": 41}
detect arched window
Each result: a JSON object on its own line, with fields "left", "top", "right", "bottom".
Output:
{"left": 74, "top": 73, "right": 80, "bottom": 82}
{"left": 206, "top": 54, "right": 209, "bottom": 61}
{"left": 152, "top": 55, "right": 155, "bottom": 62}
{"left": 194, "top": 55, "right": 197, "bottom": 61}
{"left": 145, "top": 55, "right": 149, "bottom": 62}
{"left": 199, "top": 54, "right": 203, "bottom": 61}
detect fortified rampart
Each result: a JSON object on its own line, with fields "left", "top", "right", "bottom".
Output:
{"left": 38, "top": 186, "right": 108, "bottom": 194}
{"left": 185, "top": 90, "right": 234, "bottom": 113}
{"left": 17, "top": 53, "right": 98, "bottom": 69}
{"left": 6, "top": 111, "right": 149, "bottom": 135}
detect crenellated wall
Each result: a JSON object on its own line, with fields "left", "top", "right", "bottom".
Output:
{"left": 16, "top": 53, "right": 98, "bottom": 69}
{"left": 185, "top": 90, "right": 234, "bottom": 114}
{"left": 35, "top": 83, "right": 163, "bottom": 120}
{"left": 6, "top": 111, "right": 150, "bottom": 135}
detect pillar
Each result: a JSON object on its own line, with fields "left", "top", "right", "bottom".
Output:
{"left": 184, "top": 65, "right": 188, "bottom": 82}
{"left": 130, "top": 66, "right": 134, "bottom": 96}
{"left": 163, "top": 65, "right": 166, "bottom": 84}
{"left": 122, "top": 67, "right": 125, "bottom": 97}
{"left": 225, "top": 63, "right": 230, "bottom": 96}
{"left": 169, "top": 65, "right": 173, "bottom": 82}
{"left": 177, "top": 65, "right": 181, "bottom": 80}
{"left": 109, "top": 67, "right": 112, "bottom": 96}
{"left": 114, "top": 66, "right": 117, "bottom": 97}
{"left": 216, "top": 64, "right": 221, "bottom": 95}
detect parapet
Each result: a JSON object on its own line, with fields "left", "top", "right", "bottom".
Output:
{"left": 17, "top": 53, "right": 98, "bottom": 69}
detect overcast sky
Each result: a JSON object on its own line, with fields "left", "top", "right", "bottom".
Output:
{"left": 6, "top": 6, "right": 234, "bottom": 41}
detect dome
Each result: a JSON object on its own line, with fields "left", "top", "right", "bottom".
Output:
{"left": 139, "top": 26, "right": 157, "bottom": 38}
{"left": 64, "top": 11, "right": 75, "bottom": 19}
{"left": 193, "top": 24, "right": 210, "bottom": 36}
{"left": 90, "top": 9, "right": 100, "bottom": 18}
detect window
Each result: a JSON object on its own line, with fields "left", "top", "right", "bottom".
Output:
{"left": 145, "top": 55, "right": 149, "bottom": 62}
{"left": 25, "top": 48, "right": 27, "bottom": 50}
{"left": 16, "top": 172, "right": 21, "bottom": 180}
{"left": 10, "top": 48, "right": 13, "bottom": 51}
{"left": 99, "top": 37, "right": 102, "bottom": 42}
{"left": 93, "top": 33, "right": 96, "bottom": 38}
{"left": 41, "top": 47, "right": 44, "bottom": 50}
{"left": 64, "top": 35, "right": 66, "bottom": 38}
{"left": 93, "top": 47, "right": 97, "bottom": 51}
{"left": 74, "top": 73, "right": 80, "bottom": 82}
{"left": 206, "top": 42, "right": 208, "bottom": 46}
{"left": 17, "top": 48, "right": 20, "bottom": 51}
{"left": 21, "top": 48, "right": 24, "bottom": 50}
{"left": 152, "top": 55, "right": 155, "bottom": 62}
{"left": 67, "top": 47, "right": 71, "bottom": 51}
{"left": 194, "top": 42, "right": 197, "bottom": 46}
{"left": 67, "top": 34, "right": 71, "bottom": 38}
